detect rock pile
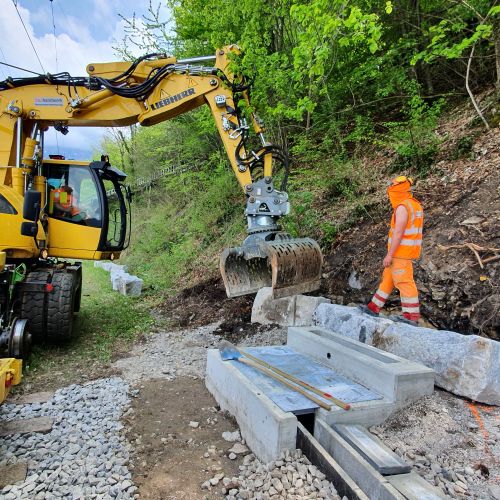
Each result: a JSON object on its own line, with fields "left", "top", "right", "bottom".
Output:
{"left": 203, "top": 448, "right": 342, "bottom": 500}
{"left": 0, "top": 378, "right": 135, "bottom": 499}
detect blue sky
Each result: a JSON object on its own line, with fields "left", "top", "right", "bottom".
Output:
{"left": 0, "top": 0, "right": 171, "bottom": 159}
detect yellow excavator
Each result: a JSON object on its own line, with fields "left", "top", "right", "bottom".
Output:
{"left": 0, "top": 45, "right": 323, "bottom": 365}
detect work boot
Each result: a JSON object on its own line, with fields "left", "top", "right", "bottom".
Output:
{"left": 391, "top": 315, "right": 418, "bottom": 327}
{"left": 357, "top": 304, "right": 379, "bottom": 317}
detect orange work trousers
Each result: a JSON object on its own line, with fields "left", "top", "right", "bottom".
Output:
{"left": 367, "top": 258, "right": 420, "bottom": 320}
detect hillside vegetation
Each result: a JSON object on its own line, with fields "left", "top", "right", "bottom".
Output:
{"left": 98, "top": 1, "right": 499, "bottom": 337}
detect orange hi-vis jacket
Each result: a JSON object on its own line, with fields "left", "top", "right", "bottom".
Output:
{"left": 388, "top": 198, "right": 423, "bottom": 260}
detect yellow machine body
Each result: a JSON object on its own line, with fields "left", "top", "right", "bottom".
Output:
{"left": 0, "top": 358, "right": 22, "bottom": 403}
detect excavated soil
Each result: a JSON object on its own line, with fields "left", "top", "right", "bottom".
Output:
{"left": 158, "top": 277, "right": 255, "bottom": 332}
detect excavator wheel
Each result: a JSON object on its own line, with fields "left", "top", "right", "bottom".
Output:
{"left": 46, "top": 271, "right": 77, "bottom": 341}
{"left": 8, "top": 318, "right": 32, "bottom": 359}
{"left": 20, "top": 270, "right": 51, "bottom": 340}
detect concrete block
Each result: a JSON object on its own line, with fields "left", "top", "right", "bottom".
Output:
{"left": 313, "top": 303, "right": 500, "bottom": 405}
{"left": 386, "top": 472, "right": 446, "bottom": 499}
{"left": 117, "top": 273, "right": 143, "bottom": 297}
{"left": 288, "top": 327, "right": 434, "bottom": 407}
{"left": 334, "top": 424, "right": 411, "bottom": 475}
{"left": 251, "top": 287, "right": 296, "bottom": 326}
{"left": 294, "top": 294, "right": 331, "bottom": 326}
{"left": 205, "top": 349, "right": 297, "bottom": 462}
{"left": 296, "top": 422, "right": 369, "bottom": 500}
{"left": 315, "top": 418, "right": 405, "bottom": 500}
{"left": 111, "top": 270, "right": 127, "bottom": 291}
{"left": 380, "top": 323, "right": 500, "bottom": 406}
{"left": 314, "top": 303, "right": 392, "bottom": 343}
{"left": 0, "top": 416, "right": 53, "bottom": 437}
{"left": 99, "top": 261, "right": 114, "bottom": 272}
{"left": 251, "top": 287, "right": 330, "bottom": 326}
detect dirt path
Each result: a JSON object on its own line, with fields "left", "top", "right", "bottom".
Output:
{"left": 124, "top": 377, "right": 241, "bottom": 499}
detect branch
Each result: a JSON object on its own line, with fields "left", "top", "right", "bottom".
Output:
{"left": 466, "top": 44, "right": 491, "bottom": 130}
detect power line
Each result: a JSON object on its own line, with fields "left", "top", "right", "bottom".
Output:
{"left": 49, "top": 0, "right": 58, "bottom": 72}
{"left": 0, "top": 60, "right": 43, "bottom": 76}
{"left": 11, "top": 0, "right": 46, "bottom": 74}
{"left": 0, "top": 48, "right": 8, "bottom": 79}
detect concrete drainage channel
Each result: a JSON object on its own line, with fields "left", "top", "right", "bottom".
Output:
{"left": 207, "top": 326, "right": 445, "bottom": 499}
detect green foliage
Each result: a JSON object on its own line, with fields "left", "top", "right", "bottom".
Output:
{"left": 123, "top": 157, "right": 245, "bottom": 290}
{"left": 384, "top": 87, "right": 444, "bottom": 175}
{"left": 453, "top": 135, "right": 475, "bottom": 159}
{"left": 411, "top": 1, "right": 498, "bottom": 64}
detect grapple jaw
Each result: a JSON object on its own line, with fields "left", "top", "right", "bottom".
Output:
{"left": 220, "top": 237, "right": 323, "bottom": 299}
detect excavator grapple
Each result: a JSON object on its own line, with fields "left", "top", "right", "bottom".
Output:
{"left": 221, "top": 237, "right": 323, "bottom": 298}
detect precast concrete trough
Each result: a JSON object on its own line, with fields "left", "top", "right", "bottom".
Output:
{"left": 206, "top": 326, "right": 442, "bottom": 499}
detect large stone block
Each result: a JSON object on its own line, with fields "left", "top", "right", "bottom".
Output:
{"left": 314, "top": 303, "right": 500, "bottom": 405}
{"left": 117, "top": 273, "right": 143, "bottom": 297}
{"left": 314, "top": 303, "right": 392, "bottom": 343}
{"left": 111, "top": 270, "right": 127, "bottom": 291}
{"left": 251, "top": 287, "right": 330, "bottom": 326}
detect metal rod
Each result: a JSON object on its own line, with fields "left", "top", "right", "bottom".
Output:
{"left": 38, "top": 130, "right": 44, "bottom": 176}
{"left": 16, "top": 117, "right": 22, "bottom": 167}
{"left": 176, "top": 55, "right": 216, "bottom": 64}
{"left": 30, "top": 123, "right": 39, "bottom": 139}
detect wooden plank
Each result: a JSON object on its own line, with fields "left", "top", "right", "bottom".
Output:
{"left": 0, "top": 416, "right": 53, "bottom": 437}
{"left": 296, "top": 422, "right": 369, "bottom": 500}
{"left": 334, "top": 424, "right": 411, "bottom": 475}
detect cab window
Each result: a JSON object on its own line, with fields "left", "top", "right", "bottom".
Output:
{"left": 0, "top": 194, "right": 17, "bottom": 215}
{"left": 46, "top": 165, "right": 102, "bottom": 228}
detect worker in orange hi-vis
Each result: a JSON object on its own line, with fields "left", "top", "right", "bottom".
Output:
{"left": 361, "top": 176, "right": 424, "bottom": 324}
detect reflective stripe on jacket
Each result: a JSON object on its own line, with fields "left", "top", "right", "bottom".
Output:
{"left": 388, "top": 198, "right": 423, "bottom": 259}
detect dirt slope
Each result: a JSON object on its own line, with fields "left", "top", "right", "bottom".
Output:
{"left": 322, "top": 104, "right": 499, "bottom": 339}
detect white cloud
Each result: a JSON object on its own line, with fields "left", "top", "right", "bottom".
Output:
{"left": 0, "top": 0, "right": 149, "bottom": 158}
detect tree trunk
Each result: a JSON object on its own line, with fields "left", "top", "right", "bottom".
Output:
{"left": 495, "top": 15, "right": 500, "bottom": 89}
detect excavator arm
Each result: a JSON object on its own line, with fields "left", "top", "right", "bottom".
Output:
{"left": 0, "top": 46, "right": 322, "bottom": 298}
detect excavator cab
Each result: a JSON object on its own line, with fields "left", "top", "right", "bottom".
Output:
{"left": 43, "top": 159, "right": 130, "bottom": 259}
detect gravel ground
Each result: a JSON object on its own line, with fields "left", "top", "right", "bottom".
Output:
{"left": 0, "top": 378, "right": 133, "bottom": 499}
{"left": 113, "top": 322, "right": 287, "bottom": 383}
{"left": 204, "top": 447, "right": 342, "bottom": 499}
{"left": 374, "top": 390, "right": 500, "bottom": 499}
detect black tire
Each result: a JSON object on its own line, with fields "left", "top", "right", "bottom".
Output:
{"left": 73, "top": 270, "right": 82, "bottom": 313}
{"left": 20, "top": 270, "right": 51, "bottom": 341}
{"left": 46, "top": 271, "right": 76, "bottom": 341}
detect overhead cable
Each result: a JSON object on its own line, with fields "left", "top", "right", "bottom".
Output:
{"left": 50, "top": 0, "right": 59, "bottom": 72}
{"left": 0, "top": 60, "right": 43, "bottom": 76}
{"left": 11, "top": 0, "right": 46, "bottom": 73}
